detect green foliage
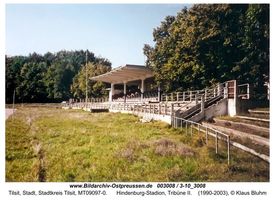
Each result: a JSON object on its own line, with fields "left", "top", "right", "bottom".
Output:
{"left": 238, "top": 4, "right": 269, "bottom": 97}
{"left": 17, "top": 62, "right": 48, "bottom": 102}
{"left": 71, "top": 62, "right": 111, "bottom": 98}
{"left": 5, "top": 55, "right": 28, "bottom": 103}
{"left": 6, "top": 50, "right": 111, "bottom": 103}
{"left": 144, "top": 4, "right": 269, "bottom": 93}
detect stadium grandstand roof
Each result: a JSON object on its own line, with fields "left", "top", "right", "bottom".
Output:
{"left": 90, "top": 64, "right": 153, "bottom": 84}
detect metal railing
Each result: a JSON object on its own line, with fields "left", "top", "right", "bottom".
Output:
{"left": 65, "top": 98, "right": 108, "bottom": 109}
{"left": 69, "top": 97, "right": 108, "bottom": 104}
{"left": 161, "top": 83, "right": 225, "bottom": 103}
{"left": 171, "top": 115, "right": 269, "bottom": 163}
{"left": 238, "top": 83, "right": 250, "bottom": 99}
{"left": 161, "top": 90, "right": 204, "bottom": 102}
{"left": 110, "top": 102, "right": 173, "bottom": 116}
{"left": 172, "top": 116, "right": 230, "bottom": 164}
{"left": 112, "top": 91, "right": 159, "bottom": 102}
{"left": 174, "top": 83, "right": 226, "bottom": 119}
{"left": 66, "top": 83, "right": 228, "bottom": 120}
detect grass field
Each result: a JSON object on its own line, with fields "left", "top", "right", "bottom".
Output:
{"left": 6, "top": 106, "right": 269, "bottom": 182}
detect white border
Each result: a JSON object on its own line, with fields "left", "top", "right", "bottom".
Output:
{"left": 1, "top": 1, "right": 274, "bottom": 200}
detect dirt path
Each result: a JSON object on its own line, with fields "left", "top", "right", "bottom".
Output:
{"left": 5, "top": 109, "right": 16, "bottom": 120}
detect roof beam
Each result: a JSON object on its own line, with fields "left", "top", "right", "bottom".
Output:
{"left": 90, "top": 64, "right": 153, "bottom": 84}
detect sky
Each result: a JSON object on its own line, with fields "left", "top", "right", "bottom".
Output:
{"left": 6, "top": 4, "right": 189, "bottom": 68}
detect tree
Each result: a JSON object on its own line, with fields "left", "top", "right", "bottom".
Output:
{"left": 5, "top": 55, "right": 28, "bottom": 103}
{"left": 144, "top": 4, "right": 269, "bottom": 94}
{"left": 17, "top": 62, "right": 48, "bottom": 102}
{"left": 237, "top": 4, "right": 269, "bottom": 98}
{"left": 44, "top": 60, "right": 74, "bottom": 100}
{"left": 5, "top": 50, "right": 112, "bottom": 103}
{"left": 71, "top": 62, "right": 111, "bottom": 99}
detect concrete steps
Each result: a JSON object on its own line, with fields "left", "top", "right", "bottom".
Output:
{"left": 202, "top": 122, "right": 269, "bottom": 146}
{"left": 213, "top": 118, "right": 269, "bottom": 139}
{"left": 202, "top": 122, "right": 269, "bottom": 156}
{"left": 234, "top": 115, "right": 269, "bottom": 128}
{"left": 235, "top": 108, "right": 270, "bottom": 127}
{"left": 202, "top": 109, "right": 270, "bottom": 157}
{"left": 248, "top": 109, "right": 269, "bottom": 119}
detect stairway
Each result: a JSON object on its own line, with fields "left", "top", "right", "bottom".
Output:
{"left": 174, "top": 92, "right": 225, "bottom": 122}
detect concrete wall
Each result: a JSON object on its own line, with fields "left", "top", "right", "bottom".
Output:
{"left": 228, "top": 97, "right": 269, "bottom": 116}
{"left": 109, "top": 109, "right": 171, "bottom": 124}
{"left": 238, "top": 99, "right": 269, "bottom": 114}
{"left": 188, "top": 112, "right": 204, "bottom": 122}
{"left": 227, "top": 98, "right": 236, "bottom": 116}
{"left": 188, "top": 98, "right": 228, "bottom": 122}
{"left": 204, "top": 98, "right": 228, "bottom": 120}
{"left": 110, "top": 96, "right": 228, "bottom": 124}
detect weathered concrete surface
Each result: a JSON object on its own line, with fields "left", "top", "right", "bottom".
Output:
{"left": 214, "top": 118, "right": 269, "bottom": 138}
{"left": 202, "top": 122, "right": 269, "bottom": 147}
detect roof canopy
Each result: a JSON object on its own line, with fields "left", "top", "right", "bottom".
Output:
{"left": 90, "top": 64, "right": 153, "bottom": 84}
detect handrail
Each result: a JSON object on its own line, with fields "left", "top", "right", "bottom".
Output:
{"left": 174, "top": 82, "right": 226, "bottom": 120}
{"left": 171, "top": 116, "right": 269, "bottom": 163}
{"left": 172, "top": 116, "right": 230, "bottom": 164}
{"left": 181, "top": 104, "right": 201, "bottom": 120}
{"left": 161, "top": 82, "right": 226, "bottom": 102}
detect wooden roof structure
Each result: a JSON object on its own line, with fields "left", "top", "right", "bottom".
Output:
{"left": 90, "top": 64, "right": 153, "bottom": 84}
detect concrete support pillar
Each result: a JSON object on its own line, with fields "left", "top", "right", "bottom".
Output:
{"left": 201, "top": 94, "right": 205, "bottom": 116}
{"left": 109, "top": 83, "right": 114, "bottom": 103}
{"left": 217, "top": 83, "right": 222, "bottom": 96}
{"left": 266, "top": 82, "right": 269, "bottom": 100}
{"left": 141, "top": 79, "right": 145, "bottom": 101}
{"left": 224, "top": 82, "right": 228, "bottom": 98}
{"left": 183, "top": 92, "right": 185, "bottom": 101}
{"left": 227, "top": 80, "right": 238, "bottom": 116}
{"left": 234, "top": 80, "right": 238, "bottom": 112}
{"left": 247, "top": 84, "right": 250, "bottom": 99}
{"left": 171, "top": 103, "right": 174, "bottom": 116}
{"left": 158, "top": 85, "right": 161, "bottom": 102}
{"left": 195, "top": 93, "right": 198, "bottom": 105}
{"left": 171, "top": 103, "right": 174, "bottom": 124}
{"left": 123, "top": 81, "right": 127, "bottom": 103}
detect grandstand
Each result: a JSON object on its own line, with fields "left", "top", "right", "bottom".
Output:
{"left": 64, "top": 64, "right": 251, "bottom": 124}
{"left": 63, "top": 64, "right": 269, "bottom": 163}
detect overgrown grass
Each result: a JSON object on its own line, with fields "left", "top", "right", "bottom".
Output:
{"left": 6, "top": 107, "right": 269, "bottom": 182}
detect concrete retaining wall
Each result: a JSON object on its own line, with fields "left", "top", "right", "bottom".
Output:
{"left": 205, "top": 98, "right": 228, "bottom": 120}
{"left": 238, "top": 99, "right": 269, "bottom": 114}
{"left": 109, "top": 109, "right": 171, "bottom": 124}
